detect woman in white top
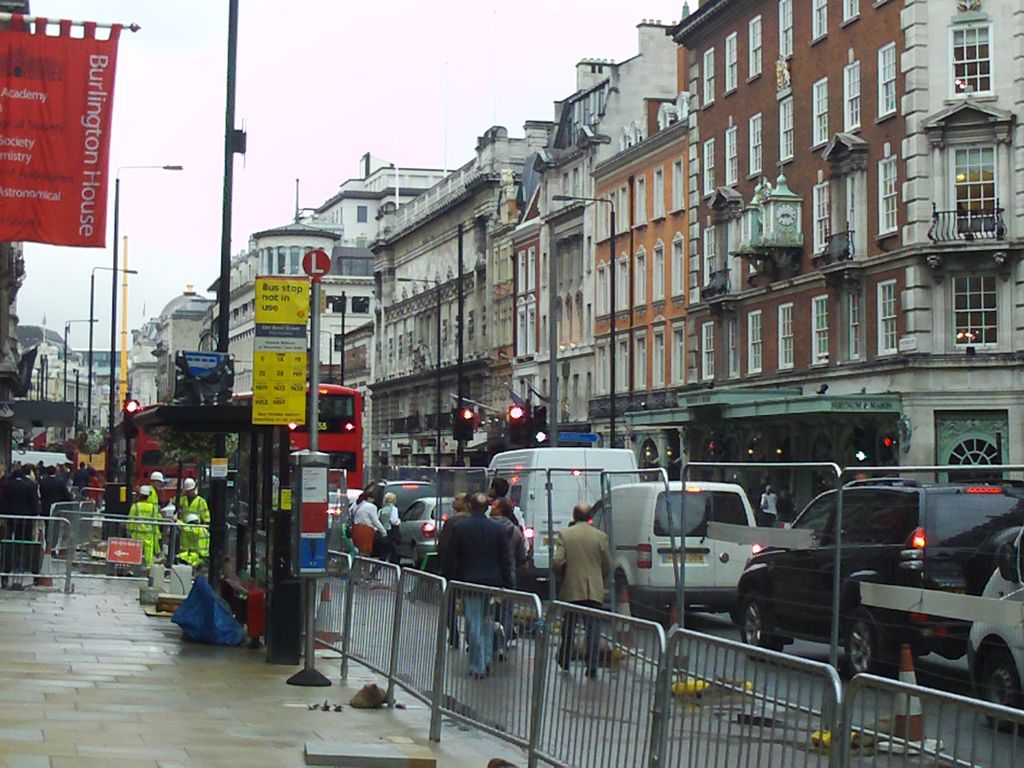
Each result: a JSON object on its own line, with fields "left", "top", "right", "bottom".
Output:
{"left": 350, "top": 493, "right": 384, "bottom": 556}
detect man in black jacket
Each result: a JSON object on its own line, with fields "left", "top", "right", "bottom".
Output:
{"left": 3, "top": 467, "right": 41, "bottom": 588}
{"left": 39, "top": 466, "right": 71, "bottom": 517}
{"left": 442, "top": 493, "right": 513, "bottom": 677}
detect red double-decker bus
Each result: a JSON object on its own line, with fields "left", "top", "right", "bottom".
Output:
{"left": 236, "top": 384, "right": 364, "bottom": 489}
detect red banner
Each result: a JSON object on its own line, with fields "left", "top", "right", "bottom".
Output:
{"left": 0, "top": 16, "right": 121, "bottom": 246}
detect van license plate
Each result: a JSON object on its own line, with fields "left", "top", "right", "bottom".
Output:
{"left": 665, "top": 552, "right": 705, "bottom": 565}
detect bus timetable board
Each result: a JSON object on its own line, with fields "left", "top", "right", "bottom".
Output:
{"left": 253, "top": 276, "right": 309, "bottom": 425}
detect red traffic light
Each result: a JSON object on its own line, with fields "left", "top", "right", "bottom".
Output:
{"left": 123, "top": 399, "right": 141, "bottom": 414}
{"left": 460, "top": 407, "right": 475, "bottom": 421}
{"left": 882, "top": 436, "right": 894, "bottom": 448}
{"left": 508, "top": 405, "right": 526, "bottom": 421}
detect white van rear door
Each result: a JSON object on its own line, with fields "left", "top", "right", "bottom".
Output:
{"left": 654, "top": 490, "right": 716, "bottom": 590}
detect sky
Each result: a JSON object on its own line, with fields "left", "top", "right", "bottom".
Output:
{"left": 17, "top": 0, "right": 686, "bottom": 350}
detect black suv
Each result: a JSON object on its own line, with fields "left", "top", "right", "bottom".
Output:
{"left": 736, "top": 481, "right": 1024, "bottom": 676}
{"left": 365, "top": 480, "right": 437, "bottom": 515}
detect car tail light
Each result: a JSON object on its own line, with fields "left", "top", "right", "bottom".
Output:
{"left": 900, "top": 528, "right": 927, "bottom": 571}
{"left": 751, "top": 543, "right": 764, "bottom": 555}
{"left": 966, "top": 486, "right": 1002, "bottom": 494}
{"left": 523, "top": 526, "right": 536, "bottom": 540}
{"left": 909, "top": 527, "right": 927, "bottom": 549}
{"left": 343, "top": 421, "right": 356, "bottom": 432}
{"left": 420, "top": 520, "right": 436, "bottom": 538}
{"left": 637, "top": 543, "right": 652, "bottom": 569}
{"left": 909, "top": 612, "right": 930, "bottom": 623}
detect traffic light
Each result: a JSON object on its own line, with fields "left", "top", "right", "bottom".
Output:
{"left": 507, "top": 404, "right": 531, "bottom": 446}
{"left": 879, "top": 432, "right": 898, "bottom": 464}
{"left": 705, "top": 430, "right": 719, "bottom": 460}
{"left": 123, "top": 399, "right": 141, "bottom": 439}
{"left": 532, "top": 405, "right": 549, "bottom": 444}
{"left": 452, "top": 405, "right": 477, "bottom": 442}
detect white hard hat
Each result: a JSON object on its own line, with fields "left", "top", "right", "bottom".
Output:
{"left": 150, "top": 471, "right": 165, "bottom": 483}
{"left": 185, "top": 513, "right": 200, "bottom": 524}
{"left": 139, "top": 485, "right": 153, "bottom": 498}
{"left": 182, "top": 478, "right": 197, "bottom": 492}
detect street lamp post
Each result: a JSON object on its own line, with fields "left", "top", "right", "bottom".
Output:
{"left": 109, "top": 165, "right": 182, "bottom": 479}
{"left": 553, "top": 194, "right": 617, "bottom": 448}
{"left": 398, "top": 277, "right": 442, "bottom": 463}
{"left": 88, "top": 266, "right": 137, "bottom": 429}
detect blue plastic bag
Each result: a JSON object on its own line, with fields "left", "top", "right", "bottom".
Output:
{"left": 171, "top": 575, "right": 245, "bottom": 646}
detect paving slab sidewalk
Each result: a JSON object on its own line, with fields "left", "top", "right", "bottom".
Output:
{"left": 0, "top": 579, "right": 527, "bottom": 768}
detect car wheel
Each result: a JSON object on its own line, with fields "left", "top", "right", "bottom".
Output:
{"left": 842, "top": 607, "right": 888, "bottom": 679}
{"left": 739, "top": 592, "right": 784, "bottom": 652}
{"left": 980, "top": 647, "right": 1023, "bottom": 729}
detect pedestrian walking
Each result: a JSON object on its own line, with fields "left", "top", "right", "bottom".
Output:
{"left": 38, "top": 465, "right": 71, "bottom": 517}
{"left": 350, "top": 491, "right": 385, "bottom": 557}
{"left": 552, "top": 503, "right": 611, "bottom": 678}
{"left": 759, "top": 483, "right": 778, "bottom": 527}
{"left": 441, "top": 493, "right": 514, "bottom": 678}
{"left": 2, "top": 467, "right": 41, "bottom": 588}
{"left": 488, "top": 477, "right": 524, "bottom": 529}
{"left": 489, "top": 497, "right": 527, "bottom": 658}
{"left": 378, "top": 492, "right": 401, "bottom": 564}
{"left": 437, "top": 493, "right": 472, "bottom": 647}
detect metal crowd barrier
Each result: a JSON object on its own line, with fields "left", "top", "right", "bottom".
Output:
{"left": 341, "top": 556, "right": 401, "bottom": 680}
{"left": 430, "top": 581, "right": 544, "bottom": 749}
{"left": 0, "top": 514, "right": 73, "bottom": 593}
{"left": 838, "top": 674, "right": 1024, "bottom": 768}
{"left": 658, "top": 628, "right": 841, "bottom": 768}
{"left": 531, "top": 601, "right": 666, "bottom": 768}
{"left": 388, "top": 568, "right": 446, "bottom": 706}
{"left": 314, "top": 550, "right": 351, "bottom": 653}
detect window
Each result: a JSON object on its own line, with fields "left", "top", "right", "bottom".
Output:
{"left": 635, "top": 248, "right": 647, "bottom": 305}
{"left": 356, "top": 205, "right": 368, "bottom": 223}
{"left": 748, "top": 310, "right": 762, "bottom": 373}
{"left": 617, "top": 255, "right": 628, "bottom": 312}
{"left": 843, "top": 0, "right": 859, "bottom": 22}
{"left": 725, "top": 126, "right": 738, "bottom": 185}
{"left": 812, "top": 0, "right": 828, "bottom": 40}
{"left": 878, "top": 156, "right": 898, "bottom": 235}
{"left": 725, "top": 32, "right": 738, "bottom": 92}
{"left": 844, "top": 61, "right": 861, "bottom": 131}
{"left": 749, "top": 16, "right": 762, "bottom": 78}
{"left": 351, "top": 296, "right": 371, "bottom": 313}
{"left": 953, "top": 146, "right": 996, "bottom": 213}
{"left": 701, "top": 322, "right": 715, "bottom": 380}
{"left": 703, "top": 47, "right": 715, "bottom": 104}
{"left": 878, "top": 43, "right": 897, "bottom": 117}
{"left": 953, "top": 275, "right": 997, "bottom": 345}
{"left": 778, "top": 303, "right": 793, "bottom": 369}
{"left": 617, "top": 340, "right": 628, "bottom": 390}
{"left": 597, "top": 265, "right": 607, "bottom": 314}
{"left": 635, "top": 334, "right": 647, "bottom": 389}
{"left": 672, "top": 160, "right": 683, "bottom": 210}
{"left": 812, "top": 77, "right": 829, "bottom": 146}
{"left": 653, "top": 243, "right": 665, "bottom": 301}
{"left": 749, "top": 113, "right": 762, "bottom": 175}
{"left": 812, "top": 295, "right": 829, "bottom": 363}
{"left": 847, "top": 292, "right": 861, "bottom": 360}
{"left": 671, "top": 236, "right": 685, "bottom": 296}
{"left": 672, "top": 325, "right": 686, "bottom": 383}
{"left": 635, "top": 177, "right": 647, "bottom": 225}
{"left": 779, "top": 0, "right": 793, "bottom": 58}
{"left": 653, "top": 167, "right": 665, "bottom": 219}
{"left": 596, "top": 346, "right": 607, "bottom": 393}
{"left": 327, "top": 295, "right": 346, "bottom": 314}
{"left": 703, "top": 138, "right": 716, "bottom": 195}
{"left": 702, "top": 226, "right": 717, "bottom": 286}
{"left": 527, "top": 248, "right": 536, "bottom": 290}
{"left": 877, "top": 280, "right": 897, "bottom": 355}
{"left": 727, "top": 318, "right": 739, "bottom": 378}
{"left": 653, "top": 331, "right": 665, "bottom": 387}
{"left": 952, "top": 26, "right": 992, "bottom": 95}
{"left": 813, "top": 181, "right": 830, "bottom": 251}
{"left": 779, "top": 97, "right": 794, "bottom": 161}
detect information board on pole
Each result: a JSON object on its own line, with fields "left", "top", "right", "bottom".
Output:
{"left": 252, "top": 277, "right": 309, "bottom": 425}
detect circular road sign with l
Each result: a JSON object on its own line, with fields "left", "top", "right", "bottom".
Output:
{"left": 302, "top": 248, "right": 332, "bottom": 281}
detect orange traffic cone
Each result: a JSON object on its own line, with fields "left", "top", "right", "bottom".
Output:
{"left": 34, "top": 542, "right": 54, "bottom": 587}
{"left": 321, "top": 580, "right": 331, "bottom": 604}
{"left": 890, "top": 644, "right": 924, "bottom": 745}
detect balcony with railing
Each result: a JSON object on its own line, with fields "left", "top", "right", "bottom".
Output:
{"left": 702, "top": 268, "right": 731, "bottom": 300}
{"left": 818, "top": 230, "right": 854, "bottom": 264}
{"left": 929, "top": 204, "right": 1005, "bottom": 242}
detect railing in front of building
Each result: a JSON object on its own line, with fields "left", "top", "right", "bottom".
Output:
{"left": 818, "top": 230, "right": 854, "bottom": 263}
{"left": 929, "top": 204, "right": 1005, "bottom": 242}
{"left": 702, "top": 267, "right": 730, "bottom": 299}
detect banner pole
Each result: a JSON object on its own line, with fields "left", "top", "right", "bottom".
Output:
{"left": 0, "top": 13, "right": 140, "bottom": 32}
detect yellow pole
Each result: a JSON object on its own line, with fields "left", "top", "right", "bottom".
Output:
{"left": 119, "top": 235, "right": 129, "bottom": 407}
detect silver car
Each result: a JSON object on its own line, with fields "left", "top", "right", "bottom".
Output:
{"left": 395, "top": 496, "right": 453, "bottom": 567}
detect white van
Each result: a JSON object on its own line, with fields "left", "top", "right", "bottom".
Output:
{"left": 488, "top": 447, "right": 638, "bottom": 582}
{"left": 968, "top": 526, "right": 1024, "bottom": 712}
{"left": 592, "top": 481, "right": 758, "bottom": 622}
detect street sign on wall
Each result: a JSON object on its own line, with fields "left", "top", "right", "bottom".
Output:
{"left": 253, "top": 277, "right": 309, "bottom": 425}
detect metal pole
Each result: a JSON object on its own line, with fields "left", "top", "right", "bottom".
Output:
{"left": 608, "top": 205, "right": 617, "bottom": 449}
{"left": 548, "top": 235, "right": 559, "bottom": 448}
{"left": 63, "top": 323, "right": 69, "bottom": 404}
{"left": 309, "top": 281, "right": 321, "bottom": 455}
{"left": 87, "top": 271, "right": 95, "bottom": 428}
{"left": 456, "top": 223, "right": 465, "bottom": 464}
{"left": 74, "top": 370, "right": 80, "bottom": 434}
{"left": 209, "top": 0, "right": 240, "bottom": 587}
{"left": 829, "top": 478, "right": 844, "bottom": 670}
{"left": 339, "top": 290, "right": 346, "bottom": 384}
{"left": 108, "top": 176, "right": 119, "bottom": 480}
{"left": 435, "top": 283, "right": 442, "bottom": 464}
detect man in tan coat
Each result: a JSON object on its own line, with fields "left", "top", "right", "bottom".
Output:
{"left": 552, "top": 503, "right": 611, "bottom": 677}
